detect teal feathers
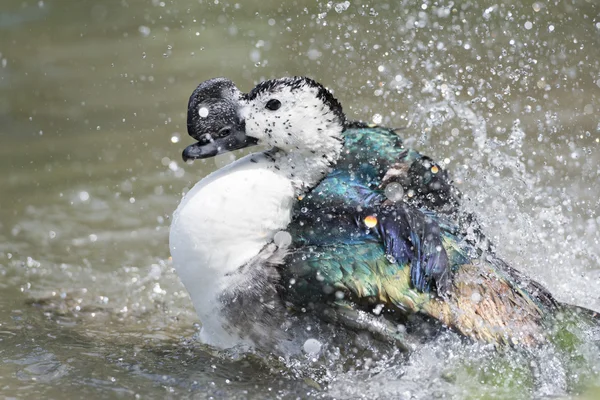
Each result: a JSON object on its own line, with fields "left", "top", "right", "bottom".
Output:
{"left": 282, "top": 124, "right": 596, "bottom": 347}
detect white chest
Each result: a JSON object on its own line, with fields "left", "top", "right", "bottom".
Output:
{"left": 169, "top": 155, "right": 295, "bottom": 346}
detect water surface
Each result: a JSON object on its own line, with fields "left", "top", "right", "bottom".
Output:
{"left": 1, "top": 0, "right": 599, "bottom": 398}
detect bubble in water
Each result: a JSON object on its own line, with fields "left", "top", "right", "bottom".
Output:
{"left": 198, "top": 107, "right": 209, "bottom": 118}
{"left": 303, "top": 338, "right": 322, "bottom": 354}
{"left": 384, "top": 182, "right": 404, "bottom": 202}
{"left": 273, "top": 230, "right": 292, "bottom": 248}
{"left": 524, "top": 21, "right": 533, "bottom": 30}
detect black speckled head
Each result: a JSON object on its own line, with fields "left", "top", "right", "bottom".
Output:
{"left": 245, "top": 76, "right": 345, "bottom": 126}
{"left": 183, "top": 78, "right": 257, "bottom": 161}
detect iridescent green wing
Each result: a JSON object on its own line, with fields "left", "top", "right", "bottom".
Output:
{"left": 292, "top": 188, "right": 459, "bottom": 294}
{"left": 290, "top": 125, "right": 460, "bottom": 294}
{"left": 283, "top": 237, "right": 551, "bottom": 347}
{"left": 285, "top": 125, "right": 553, "bottom": 346}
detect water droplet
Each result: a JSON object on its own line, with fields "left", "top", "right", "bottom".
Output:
{"left": 198, "top": 107, "right": 209, "bottom": 118}
{"left": 273, "top": 231, "right": 292, "bottom": 248}
{"left": 471, "top": 292, "right": 482, "bottom": 303}
{"left": 78, "top": 191, "right": 90, "bottom": 202}
{"left": 138, "top": 25, "right": 151, "bottom": 37}
{"left": 307, "top": 49, "right": 321, "bottom": 60}
{"left": 334, "top": 1, "right": 350, "bottom": 13}
{"left": 372, "top": 114, "right": 383, "bottom": 124}
{"left": 384, "top": 182, "right": 404, "bottom": 202}
{"left": 303, "top": 338, "right": 322, "bottom": 354}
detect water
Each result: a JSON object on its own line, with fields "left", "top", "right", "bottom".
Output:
{"left": 1, "top": 0, "right": 599, "bottom": 398}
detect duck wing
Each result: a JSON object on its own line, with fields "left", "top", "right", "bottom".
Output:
{"left": 292, "top": 124, "right": 460, "bottom": 294}
{"left": 283, "top": 125, "right": 554, "bottom": 345}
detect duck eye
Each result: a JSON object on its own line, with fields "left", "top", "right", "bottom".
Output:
{"left": 265, "top": 99, "right": 281, "bottom": 111}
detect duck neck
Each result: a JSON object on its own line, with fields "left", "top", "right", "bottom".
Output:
{"left": 266, "top": 141, "right": 343, "bottom": 194}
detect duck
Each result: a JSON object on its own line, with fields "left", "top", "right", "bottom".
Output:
{"left": 170, "top": 76, "right": 599, "bottom": 355}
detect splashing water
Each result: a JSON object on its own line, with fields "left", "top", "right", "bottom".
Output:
{"left": 1, "top": 0, "right": 599, "bottom": 398}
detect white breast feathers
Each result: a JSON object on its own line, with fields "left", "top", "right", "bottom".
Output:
{"left": 169, "top": 154, "right": 295, "bottom": 347}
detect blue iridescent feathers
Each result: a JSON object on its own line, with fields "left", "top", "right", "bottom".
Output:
{"left": 288, "top": 124, "right": 459, "bottom": 296}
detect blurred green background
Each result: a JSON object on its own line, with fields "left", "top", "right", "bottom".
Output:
{"left": 0, "top": 0, "right": 598, "bottom": 398}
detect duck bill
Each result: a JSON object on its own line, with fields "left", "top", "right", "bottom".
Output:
{"left": 182, "top": 126, "right": 257, "bottom": 161}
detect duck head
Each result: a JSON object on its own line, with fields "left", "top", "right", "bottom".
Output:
{"left": 184, "top": 77, "right": 346, "bottom": 163}
{"left": 183, "top": 77, "right": 257, "bottom": 161}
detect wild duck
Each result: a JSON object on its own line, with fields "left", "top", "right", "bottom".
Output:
{"left": 170, "top": 76, "right": 598, "bottom": 355}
